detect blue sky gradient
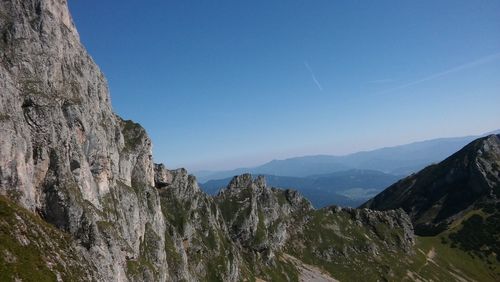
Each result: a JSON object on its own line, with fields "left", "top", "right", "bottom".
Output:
{"left": 68, "top": 0, "right": 500, "bottom": 170}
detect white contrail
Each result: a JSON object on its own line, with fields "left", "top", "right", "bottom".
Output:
{"left": 378, "top": 52, "right": 500, "bottom": 94}
{"left": 304, "top": 61, "right": 323, "bottom": 91}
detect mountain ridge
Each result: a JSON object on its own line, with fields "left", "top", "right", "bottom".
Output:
{"left": 201, "top": 169, "right": 401, "bottom": 208}
{"left": 362, "top": 134, "right": 500, "bottom": 235}
{"left": 196, "top": 131, "right": 498, "bottom": 182}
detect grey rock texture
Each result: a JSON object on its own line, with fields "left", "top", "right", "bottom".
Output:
{"left": 339, "top": 207, "right": 415, "bottom": 252}
{"left": 216, "top": 174, "right": 313, "bottom": 257}
{"left": 215, "top": 174, "right": 416, "bottom": 281}
{"left": 154, "top": 164, "right": 246, "bottom": 281}
{"left": 0, "top": 0, "right": 166, "bottom": 280}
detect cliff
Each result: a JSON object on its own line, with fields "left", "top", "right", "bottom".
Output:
{"left": 1, "top": 0, "right": 166, "bottom": 280}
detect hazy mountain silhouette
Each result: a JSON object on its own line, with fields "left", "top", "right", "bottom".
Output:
{"left": 201, "top": 169, "right": 401, "bottom": 208}
{"left": 196, "top": 131, "right": 498, "bottom": 183}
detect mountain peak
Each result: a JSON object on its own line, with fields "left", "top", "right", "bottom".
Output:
{"left": 362, "top": 134, "right": 500, "bottom": 235}
{"left": 227, "top": 173, "right": 267, "bottom": 190}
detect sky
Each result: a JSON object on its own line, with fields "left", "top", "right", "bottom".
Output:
{"left": 68, "top": 0, "right": 500, "bottom": 171}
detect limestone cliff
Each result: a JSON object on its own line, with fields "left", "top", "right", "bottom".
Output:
{"left": 0, "top": 0, "right": 166, "bottom": 280}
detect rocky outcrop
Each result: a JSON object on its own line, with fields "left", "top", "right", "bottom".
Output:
{"left": 284, "top": 205, "right": 416, "bottom": 281}
{"left": 216, "top": 174, "right": 312, "bottom": 257}
{"left": 153, "top": 164, "right": 247, "bottom": 281}
{"left": 335, "top": 207, "right": 415, "bottom": 252}
{"left": 215, "top": 174, "right": 416, "bottom": 281}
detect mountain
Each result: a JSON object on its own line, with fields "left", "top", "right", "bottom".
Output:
{"left": 214, "top": 174, "right": 416, "bottom": 281}
{"left": 362, "top": 134, "right": 500, "bottom": 233}
{"left": 196, "top": 133, "right": 496, "bottom": 182}
{"left": 0, "top": 1, "right": 413, "bottom": 280}
{"left": 0, "top": 1, "right": 169, "bottom": 280}
{"left": 201, "top": 170, "right": 401, "bottom": 208}
{"left": 363, "top": 135, "right": 500, "bottom": 268}
{"left": 1, "top": 1, "right": 499, "bottom": 281}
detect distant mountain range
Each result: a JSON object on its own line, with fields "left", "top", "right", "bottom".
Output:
{"left": 195, "top": 129, "right": 500, "bottom": 183}
{"left": 201, "top": 169, "right": 402, "bottom": 208}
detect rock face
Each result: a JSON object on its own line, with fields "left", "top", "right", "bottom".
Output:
{"left": 153, "top": 164, "right": 246, "bottom": 281}
{"left": 0, "top": 0, "right": 166, "bottom": 280}
{"left": 215, "top": 174, "right": 415, "bottom": 281}
{"left": 217, "top": 174, "right": 312, "bottom": 253}
{"left": 362, "top": 134, "right": 500, "bottom": 235}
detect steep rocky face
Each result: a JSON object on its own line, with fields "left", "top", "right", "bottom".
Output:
{"left": 362, "top": 134, "right": 500, "bottom": 235}
{"left": 154, "top": 164, "right": 247, "bottom": 281}
{"left": 216, "top": 174, "right": 312, "bottom": 256}
{"left": 0, "top": 1, "right": 166, "bottom": 280}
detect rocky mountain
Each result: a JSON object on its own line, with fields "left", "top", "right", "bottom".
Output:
{"left": 201, "top": 170, "right": 401, "bottom": 208}
{"left": 362, "top": 134, "right": 500, "bottom": 234}
{"left": 1, "top": 0, "right": 499, "bottom": 281}
{"left": 362, "top": 134, "right": 500, "bottom": 275}
{"left": 153, "top": 164, "right": 245, "bottom": 281}
{"left": 214, "top": 174, "right": 416, "bottom": 281}
{"left": 1, "top": 0, "right": 167, "bottom": 279}
{"left": 196, "top": 132, "right": 499, "bottom": 183}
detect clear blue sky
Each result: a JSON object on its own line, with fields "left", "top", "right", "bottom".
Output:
{"left": 68, "top": 0, "right": 500, "bottom": 171}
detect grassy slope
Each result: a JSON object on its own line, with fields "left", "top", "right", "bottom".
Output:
{"left": 410, "top": 236, "right": 497, "bottom": 282}
{"left": 285, "top": 209, "right": 411, "bottom": 281}
{"left": 0, "top": 195, "right": 95, "bottom": 282}
{"left": 284, "top": 207, "right": 500, "bottom": 282}
{"left": 406, "top": 205, "right": 500, "bottom": 282}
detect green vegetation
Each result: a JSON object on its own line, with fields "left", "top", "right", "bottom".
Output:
{"left": 126, "top": 224, "right": 161, "bottom": 280}
{"left": 204, "top": 246, "right": 233, "bottom": 282}
{"left": 121, "top": 119, "right": 146, "bottom": 153}
{"left": 275, "top": 191, "right": 288, "bottom": 206}
{"left": 286, "top": 209, "right": 403, "bottom": 281}
{"left": 412, "top": 235, "right": 499, "bottom": 281}
{"left": 253, "top": 210, "right": 267, "bottom": 246}
{"left": 448, "top": 203, "right": 500, "bottom": 262}
{"left": 160, "top": 192, "right": 189, "bottom": 234}
{"left": 218, "top": 187, "right": 253, "bottom": 228}
{"left": 163, "top": 232, "right": 183, "bottom": 270}
{"left": 0, "top": 113, "right": 9, "bottom": 122}
{"left": 0, "top": 195, "right": 93, "bottom": 281}
{"left": 283, "top": 205, "right": 500, "bottom": 281}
